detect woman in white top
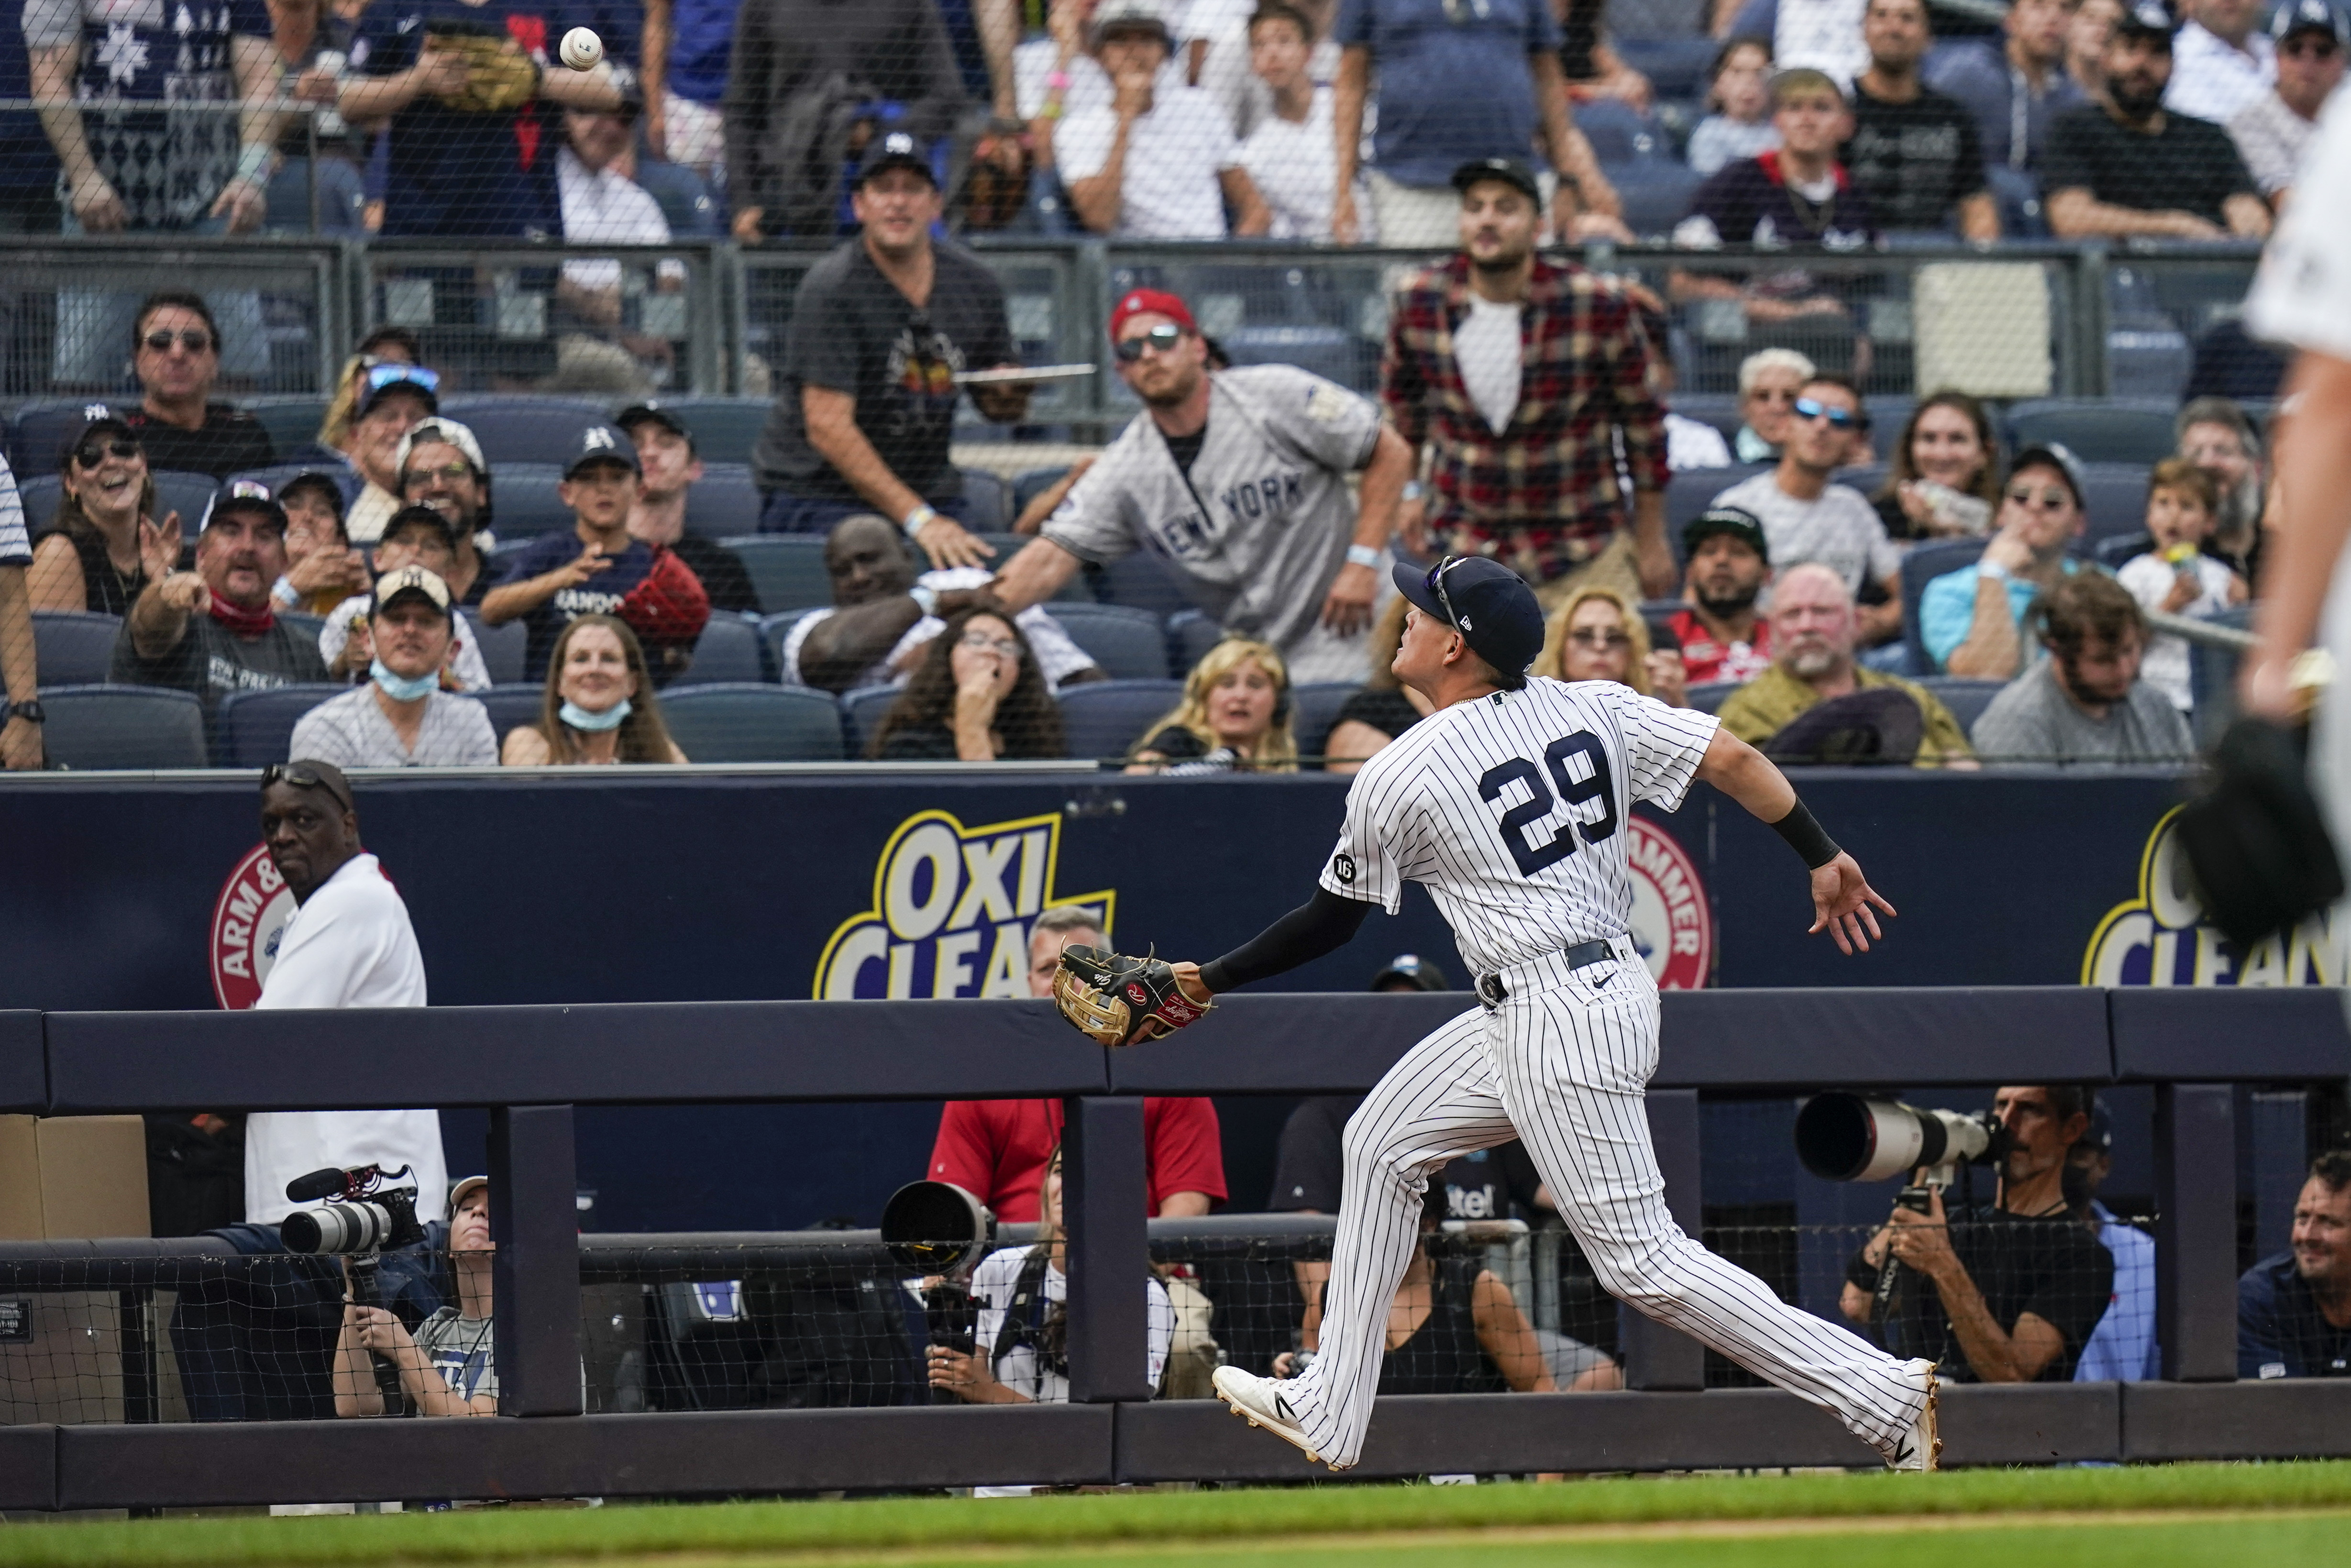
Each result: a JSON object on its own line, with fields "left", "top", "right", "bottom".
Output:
{"left": 927, "top": 1145, "right": 1173, "bottom": 1403}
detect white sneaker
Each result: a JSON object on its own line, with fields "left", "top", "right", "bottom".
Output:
{"left": 1211, "top": 1365, "right": 1334, "bottom": 1468}
{"left": 1885, "top": 1358, "right": 1941, "bottom": 1472}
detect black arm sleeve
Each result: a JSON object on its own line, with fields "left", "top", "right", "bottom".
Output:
{"left": 1196, "top": 886, "right": 1372, "bottom": 994}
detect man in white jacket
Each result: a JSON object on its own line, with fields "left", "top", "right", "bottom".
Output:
{"left": 246, "top": 759, "right": 447, "bottom": 1226}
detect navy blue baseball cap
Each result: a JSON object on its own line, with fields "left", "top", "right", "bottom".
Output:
{"left": 856, "top": 130, "right": 937, "bottom": 189}
{"left": 2272, "top": 0, "right": 2348, "bottom": 44}
{"left": 1392, "top": 555, "right": 1545, "bottom": 685}
{"left": 2113, "top": 0, "right": 2177, "bottom": 37}
{"left": 564, "top": 422, "right": 641, "bottom": 479}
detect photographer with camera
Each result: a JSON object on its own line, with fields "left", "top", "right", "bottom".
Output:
{"left": 1837, "top": 1085, "right": 2115, "bottom": 1383}
{"left": 925, "top": 1146, "right": 1174, "bottom": 1404}
{"left": 333, "top": 1175, "right": 496, "bottom": 1417}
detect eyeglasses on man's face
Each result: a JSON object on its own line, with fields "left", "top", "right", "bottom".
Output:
{"left": 143, "top": 329, "right": 213, "bottom": 355}
{"left": 1793, "top": 396, "right": 1858, "bottom": 430}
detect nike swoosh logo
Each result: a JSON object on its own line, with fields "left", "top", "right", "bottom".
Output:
{"left": 1891, "top": 1440, "right": 1914, "bottom": 1465}
{"left": 1276, "top": 1395, "right": 1298, "bottom": 1423}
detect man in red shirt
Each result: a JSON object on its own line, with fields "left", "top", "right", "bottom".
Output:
{"left": 1670, "top": 507, "right": 1775, "bottom": 686}
{"left": 927, "top": 905, "right": 1226, "bottom": 1221}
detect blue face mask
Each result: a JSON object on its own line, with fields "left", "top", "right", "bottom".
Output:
{"left": 370, "top": 658, "right": 439, "bottom": 703}
{"left": 561, "top": 698, "right": 632, "bottom": 733}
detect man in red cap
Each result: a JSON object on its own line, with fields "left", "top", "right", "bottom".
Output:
{"left": 989, "top": 287, "right": 1414, "bottom": 684}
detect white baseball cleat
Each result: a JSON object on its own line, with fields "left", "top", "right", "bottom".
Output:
{"left": 1211, "top": 1366, "right": 1334, "bottom": 1467}
{"left": 1885, "top": 1358, "right": 1941, "bottom": 1472}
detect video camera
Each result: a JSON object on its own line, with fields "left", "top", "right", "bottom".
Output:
{"left": 280, "top": 1163, "right": 427, "bottom": 1311}
{"left": 880, "top": 1181, "right": 995, "bottom": 1406}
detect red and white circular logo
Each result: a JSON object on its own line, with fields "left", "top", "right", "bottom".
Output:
{"left": 1625, "top": 817, "right": 1712, "bottom": 990}
{"left": 210, "top": 845, "right": 298, "bottom": 1010}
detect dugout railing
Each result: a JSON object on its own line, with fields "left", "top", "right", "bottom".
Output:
{"left": 0, "top": 236, "right": 2262, "bottom": 410}
{"left": 0, "top": 985, "right": 2345, "bottom": 1508}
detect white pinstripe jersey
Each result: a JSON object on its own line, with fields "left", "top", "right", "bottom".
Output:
{"left": 1319, "top": 677, "right": 1721, "bottom": 976}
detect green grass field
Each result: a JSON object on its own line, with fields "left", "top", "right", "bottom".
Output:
{"left": 4, "top": 1462, "right": 2350, "bottom": 1568}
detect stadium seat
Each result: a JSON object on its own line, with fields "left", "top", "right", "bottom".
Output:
{"left": 727, "top": 537, "right": 833, "bottom": 615}
{"left": 1041, "top": 603, "right": 1166, "bottom": 680}
{"left": 215, "top": 683, "right": 345, "bottom": 767}
{"left": 1291, "top": 682, "right": 1359, "bottom": 760}
{"left": 1092, "top": 551, "right": 1195, "bottom": 617}
{"left": 687, "top": 613, "right": 768, "bottom": 684}
{"left": 1864, "top": 397, "right": 1912, "bottom": 464}
{"left": 438, "top": 395, "right": 608, "bottom": 466}
{"left": 1012, "top": 466, "right": 1069, "bottom": 515}
{"left": 475, "top": 687, "right": 545, "bottom": 741}
{"left": 684, "top": 464, "right": 763, "bottom": 538}
{"left": 243, "top": 397, "right": 331, "bottom": 457}
{"left": 761, "top": 608, "right": 826, "bottom": 677}
{"left": 1167, "top": 609, "right": 1222, "bottom": 677}
{"left": 1685, "top": 680, "right": 1739, "bottom": 716}
{"left": 2094, "top": 532, "right": 2153, "bottom": 571}
{"left": 1606, "top": 157, "right": 1705, "bottom": 242}
{"left": 280, "top": 610, "right": 326, "bottom": 648}
{"left": 1670, "top": 394, "right": 1741, "bottom": 443}
{"left": 1900, "top": 538, "right": 1986, "bottom": 673}
{"left": 33, "top": 611, "right": 122, "bottom": 686}
{"left": 2187, "top": 604, "right": 2252, "bottom": 748}
{"left": 1840, "top": 463, "right": 1888, "bottom": 499}
{"left": 38, "top": 684, "right": 207, "bottom": 770}
{"left": 657, "top": 398, "right": 771, "bottom": 467}
{"left": 13, "top": 474, "right": 60, "bottom": 532}
{"left": 1058, "top": 678, "right": 1183, "bottom": 762}
{"left": 486, "top": 463, "right": 574, "bottom": 537}
{"left": 154, "top": 470, "right": 221, "bottom": 529}
{"left": 1918, "top": 677, "right": 2008, "bottom": 740}
{"left": 839, "top": 683, "right": 903, "bottom": 755}
{"left": 10, "top": 402, "right": 97, "bottom": 477}
{"left": 633, "top": 159, "right": 721, "bottom": 238}
{"left": 2005, "top": 399, "right": 2177, "bottom": 468}
{"left": 958, "top": 468, "right": 1013, "bottom": 532}
{"left": 462, "top": 610, "right": 526, "bottom": 687}
{"left": 2077, "top": 462, "right": 2154, "bottom": 548}
{"left": 660, "top": 683, "right": 845, "bottom": 762}
{"left": 1667, "top": 464, "right": 1768, "bottom": 561}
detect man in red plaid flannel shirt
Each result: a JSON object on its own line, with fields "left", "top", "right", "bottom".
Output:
{"left": 1381, "top": 157, "right": 1677, "bottom": 609}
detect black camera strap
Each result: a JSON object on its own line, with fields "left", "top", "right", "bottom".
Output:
{"left": 992, "top": 1248, "right": 1056, "bottom": 1373}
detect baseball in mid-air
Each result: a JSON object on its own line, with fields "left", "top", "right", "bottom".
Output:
{"left": 558, "top": 26, "right": 604, "bottom": 69}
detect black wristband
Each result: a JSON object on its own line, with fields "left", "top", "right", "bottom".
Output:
{"left": 1196, "top": 959, "right": 1232, "bottom": 995}
{"left": 1771, "top": 798, "right": 1841, "bottom": 870}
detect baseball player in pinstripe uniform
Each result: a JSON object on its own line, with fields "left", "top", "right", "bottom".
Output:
{"left": 1064, "top": 553, "right": 1941, "bottom": 1470}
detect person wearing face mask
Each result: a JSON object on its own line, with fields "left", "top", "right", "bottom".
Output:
{"left": 319, "top": 507, "right": 493, "bottom": 692}
{"left": 867, "top": 604, "right": 1068, "bottom": 762}
{"left": 1919, "top": 442, "right": 2088, "bottom": 679}
{"left": 1532, "top": 584, "right": 1689, "bottom": 708}
{"left": 340, "top": 365, "right": 443, "bottom": 546}
{"left": 27, "top": 409, "right": 181, "bottom": 615}
{"left": 501, "top": 614, "right": 688, "bottom": 765}
{"left": 1128, "top": 637, "right": 1297, "bottom": 772}
{"left": 289, "top": 565, "right": 496, "bottom": 768}
{"left": 113, "top": 480, "right": 329, "bottom": 709}
{"left": 1971, "top": 573, "right": 2192, "bottom": 764}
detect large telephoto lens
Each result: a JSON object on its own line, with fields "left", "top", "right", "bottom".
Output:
{"left": 280, "top": 1199, "right": 392, "bottom": 1254}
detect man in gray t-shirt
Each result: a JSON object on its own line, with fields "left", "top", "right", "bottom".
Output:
{"left": 991, "top": 287, "right": 1414, "bottom": 684}
{"left": 113, "top": 482, "right": 329, "bottom": 710}
{"left": 1972, "top": 572, "right": 2194, "bottom": 765}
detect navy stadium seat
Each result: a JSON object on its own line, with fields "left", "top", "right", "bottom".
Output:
{"left": 1685, "top": 681, "right": 1740, "bottom": 716}
{"left": 38, "top": 684, "right": 208, "bottom": 769}
{"left": 2077, "top": 462, "right": 2154, "bottom": 547}
{"left": 1863, "top": 397, "right": 1911, "bottom": 464}
{"left": 2005, "top": 399, "right": 2178, "bottom": 468}
{"left": 475, "top": 687, "right": 545, "bottom": 741}
{"left": 486, "top": 463, "right": 573, "bottom": 537}
{"left": 2187, "top": 604, "right": 2252, "bottom": 748}
{"left": 1667, "top": 464, "right": 1768, "bottom": 562}
{"left": 1167, "top": 609, "right": 1222, "bottom": 677}
{"left": 1605, "top": 157, "right": 1705, "bottom": 242}
{"left": 461, "top": 610, "right": 526, "bottom": 687}
{"left": 33, "top": 611, "right": 121, "bottom": 686}
{"left": 683, "top": 464, "right": 763, "bottom": 538}
{"left": 659, "top": 683, "right": 845, "bottom": 762}
{"left": 243, "top": 397, "right": 330, "bottom": 457}
{"left": 1917, "top": 677, "right": 2008, "bottom": 740}
{"left": 11, "top": 402, "right": 98, "bottom": 477}
{"left": 279, "top": 610, "right": 326, "bottom": 649}
{"left": 1039, "top": 603, "right": 1166, "bottom": 680}
{"left": 2094, "top": 532, "right": 2154, "bottom": 570}
{"left": 1900, "top": 537, "right": 1987, "bottom": 674}
{"left": 1291, "top": 682, "right": 1360, "bottom": 760}
{"left": 438, "top": 395, "right": 608, "bottom": 467}
{"left": 654, "top": 398, "right": 770, "bottom": 467}
{"left": 1092, "top": 551, "right": 1195, "bottom": 617}
{"left": 1013, "top": 466, "right": 1070, "bottom": 514}
{"left": 760, "top": 608, "right": 827, "bottom": 679}
{"left": 216, "top": 683, "right": 346, "bottom": 767}
{"left": 633, "top": 159, "right": 720, "bottom": 237}
{"left": 153, "top": 470, "right": 222, "bottom": 530}
{"left": 686, "top": 613, "right": 768, "bottom": 684}
{"left": 839, "top": 683, "right": 903, "bottom": 755}
{"left": 958, "top": 468, "right": 1013, "bottom": 532}
{"left": 1057, "top": 678, "right": 1183, "bottom": 762}
{"left": 726, "top": 537, "right": 832, "bottom": 616}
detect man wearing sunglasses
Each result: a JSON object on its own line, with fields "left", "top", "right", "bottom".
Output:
{"left": 2226, "top": 0, "right": 2345, "bottom": 208}
{"left": 1921, "top": 442, "right": 2088, "bottom": 678}
{"left": 1711, "top": 374, "right": 1905, "bottom": 649}
{"left": 113, "top": 293, "right": 277, "bottom": 480}
{"left": 990, "top": 287, "right": 1414, "bottom": 682}
{"left": 113, "top": 480, "right": 330, "bottom": 710}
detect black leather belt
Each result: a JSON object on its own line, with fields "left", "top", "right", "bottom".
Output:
{"left": 1476, "top": 939, "right": 1616, "bottom": 1008}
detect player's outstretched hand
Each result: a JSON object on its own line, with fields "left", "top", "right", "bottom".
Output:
{"left": 1808, "top": 851, "right": 1896, "bottom": 955}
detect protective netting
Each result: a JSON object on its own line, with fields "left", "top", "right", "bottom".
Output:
{"left": 0, "top": 1210, "right": 2172, "bottom": 1424}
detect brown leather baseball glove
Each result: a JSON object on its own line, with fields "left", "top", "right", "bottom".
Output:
{"left": 1051, "top": 945, "right": 1212, "bottom": 1048}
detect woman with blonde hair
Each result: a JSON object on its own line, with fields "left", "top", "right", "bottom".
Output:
{"left": 1127, "top": 638, "right": 1297, "bottom": 773}
{"left": 501, "top": 615, "right": 688, "bottom": 765}
{"left": 1533, "top": 585, "right": 1688, "bottom": 707}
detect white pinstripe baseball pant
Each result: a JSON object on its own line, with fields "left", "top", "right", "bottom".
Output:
{"left": 1282, "top": 960, "right": 1927, "bottom": 1468}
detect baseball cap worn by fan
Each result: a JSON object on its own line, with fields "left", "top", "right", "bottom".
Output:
{"left": 1092, "top": 0, "right": 1173, "bottom": 48}
{"left": 395, "top": 415, "right": 487, "bottom": 478}
{"left": 1392, "top": 556, "right": 1547, "bottom": 685}
{"left": 1682, "top": 505, "right": 1771, "bottom": 563}
{"left": 1370, "top": 954, "right": 1452, "bottom": 992}
{"left": 616, "top": 401, "right": 696, "bottom": 453}
{"left": 371, "top": 563, "right": 454, "bottom": 621}
{"left": 2272, "top": 0, "right": 2349, "bottom": 44}
{"left": 202, "top": 478, "right": 287, "bottom": 532}
{"left": 55, "top": 402, "right": 138, "bottom": 468}
{"left": 358, "top": 363, "right": 441, "bottom": 419}
{"left": 2009, "top": 441, "right": 2086, "bottom": 510}
{"left": 1109, "top": 287, "right": 1197, "bottom": 339}
{"left": 856, "top": 131, "right": 937, "bottom": 189}
{"left": 565, "top": 423, "right": 641, "bottom": 479}
{"left": 382, "top": 503, "right": 459, "bottom": 549}
{"left": 1450, "top": 157, "right": 1542, "bottom": 204}
{"left": 2114, "top": 0, "right": 2177, "bottom": 37}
